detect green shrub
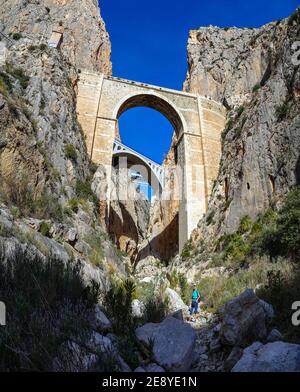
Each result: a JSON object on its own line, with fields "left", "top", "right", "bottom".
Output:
{"left": 0, "top": 78, "right": 8, "bottom": 95}
{"left": 0, "top": 71, "right": 13, "bottom": 93}
{"left": 75, "top": 179, "right": 97, "bottom": 204}
{"left": 6, "top": 99, "right": 19, "bottom": 117}
{"left": 0, "top": 250, "right": 106, "bottom": 371}
{"left": 221, "top": 118, "right": 235, "bottom": 144}
{"left": 221, "top": 233, "right": 250, "bottom": 266}
{"left": 10, "top": 68, "right": 30, "bottom": 89}
{"left": 28, "top": 45, "right": 38, "bottom": 51}
{"left": 104, "top": 279, "right": 136, "bottom": 333}
{"left": 236, "top": 106, "right": 244, "bottom": 117}
{"left": 238, "top": 215, "right": 252, "bottom": 234}
{"left": 40, "top": 221, "right": 51, "bottom": 237}
{"left": 12, "top": 33, "right": 22, "bottom": 40}
{"left": 258, "top": 187, "right": 300, "bottom": 260}
{"left": 144, "top": 296, "right": 170, "bottom": 323}
{"left": 84, "top": 234, "right": 104, "bottom": 266}
{"left": 252, "top": 83, "right": 261, "bottom": 93}
{"left": 234, "top": 126, "right": 243, "bottom": 139}
{"left": 40, "top": 97, "right": 46, "bottom": 110}
{"left": 0, "top": 176, "right": 64, "bottom": 221}
{"left": 258, "top": 267, "right": 300, "bottom": 343}
{"left": 197, "top": 257, "right": 292, "bottom": 313}
{"left": 68, "top": 198, "right": 79, "bottom": 213}
{"left": 193, "top": 186, "right": 300, "bottom": 342}
{"left": 178, "top": 273, "right": 190, "bottom": 304}
{"left": 206, "top": 210, "right": 215, "bottom": 225}
{"left": 276, "top": 102, "right": 289, "bottom": 122}
{"left": 226, "top": 117, "right": 234, "bottom": 130}
{"left": 103, "top": 279, "right": 140, "bottom": 368}
{"left": 221, "top": 127, "right": 230, "bottom": 144}
{"left": 64, "top": 144, "right": 77, "bottom": 160}
{"left": 181, "top": 239, "right": 193, "bottom": 260}
{"left": 39, "top": 43, "right": 47, "bottom": 51}
{"left": 168, "top": 270, "right": 189, "bottom": 304}
{"left": 10, "top": 206, "right": 20, "bottom": 219}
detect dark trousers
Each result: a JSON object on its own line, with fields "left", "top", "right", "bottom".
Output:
{"left": 190, "top": 301, "right": 199, "bottom": 315}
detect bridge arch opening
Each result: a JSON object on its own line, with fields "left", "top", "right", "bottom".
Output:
{"left": 112, "top": 147, "right": 162, "bottom": 198}
{"left": 115, "top": 93, "right": 185, "bottom": 138}
{"left": 112, "top": 93, "right": 183, "bottom": 201}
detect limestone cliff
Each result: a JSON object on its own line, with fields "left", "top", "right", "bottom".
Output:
{"left": 183, "top": 11, "right": 300, "bottom": 248}
{"left": 0, "top": 1, "right": 135, "bottom": 372}
{"left": 0, "top": 1, "right": 122, "bottom": 285}
{"left": 0, "top": 0, "right": 112, "bottom": 198}
{"left": 184, "top": 23, "right": 275, "bottom": 108}
{"left": 0, "top": 0, "right": 112, "bottom": 74}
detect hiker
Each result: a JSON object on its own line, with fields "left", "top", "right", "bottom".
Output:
{"left": 190, "top": 284, "right": 201, "bottom": 316}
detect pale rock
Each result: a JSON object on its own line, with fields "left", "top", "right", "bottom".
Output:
{"left": 135, "top": 316, "right": 196, "bottom": 372}
{"left": 165, "top": 287, "right": 189, "bottom": 313}
{"left": 132, "top": 299, "right": 146, "bottom": 318}
{"left": 134, "top": 363, "right": 165, "bottom": 372}
{"left": 232, "top": 341, "right": 300, "bottom": 372}
{"left": 66, "top": 228, "right": 78, "bottom": 245}
{"left": 219, "top": 289, "right": 274, "bottom": 347}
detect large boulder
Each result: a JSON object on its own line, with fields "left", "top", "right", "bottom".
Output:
{"left": 232, "top": 341, "right": 300, "bottom": 372}
{"left": 134, "top": 363, "right": 165, "bottom": 372}
{"left": 219, "top": 289, "right": 274, "bottom": 347}
{"left": 165, "top": 288, "right": 188, "bottom": 313}
{"left": 135, "top": 316, "right": 196, "bottom": 372}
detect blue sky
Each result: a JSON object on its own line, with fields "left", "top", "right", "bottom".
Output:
{"left": 101, "top": 0, "right": 298, "bottom": 163}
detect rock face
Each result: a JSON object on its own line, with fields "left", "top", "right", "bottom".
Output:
{"left": 184, "top": 25, "right": 271, "bottom": 107}
{"left": 0, "top": 0, "right": 112, "bottom": 209}
{"left": 185, "top": 11, "right": 300, "bottom": 243}
{"left": 165, "top": 288, "right": 188, "bottom": 313}
{"left": 0, "top": 0, "right": 112, "bottom": 74}
{"left": 135, "top": 316, "right": 196, "bottom": 372}
{"left": 219, "top": 289, "right": 274, "bottom": 347}
{"left": 135, "top": 363, "right": 165, "bottom": 372}
{"left": 232, "top": 341, "right": 300, "bottom": 372}
{"left": 108, "top": 168, "right": 151, "bottom": 261}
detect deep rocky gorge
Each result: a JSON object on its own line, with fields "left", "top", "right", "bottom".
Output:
{"left": 0, "top": 0, "right": 300, "bottom": 372}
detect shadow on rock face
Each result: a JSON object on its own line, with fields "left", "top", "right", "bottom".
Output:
{"left": 136, "top": 212, "right": 179, "bottom": 264}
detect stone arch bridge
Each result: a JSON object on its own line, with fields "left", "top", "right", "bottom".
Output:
{"left": 76, "top": 72, "right": 226, "bottom": 251}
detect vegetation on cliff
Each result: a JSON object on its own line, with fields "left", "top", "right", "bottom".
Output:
{"left": 0, "top": 250, "right": 103, "bottom": 371}
{"left": 192, "top": 187, "right": 300, "bottom": 342}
